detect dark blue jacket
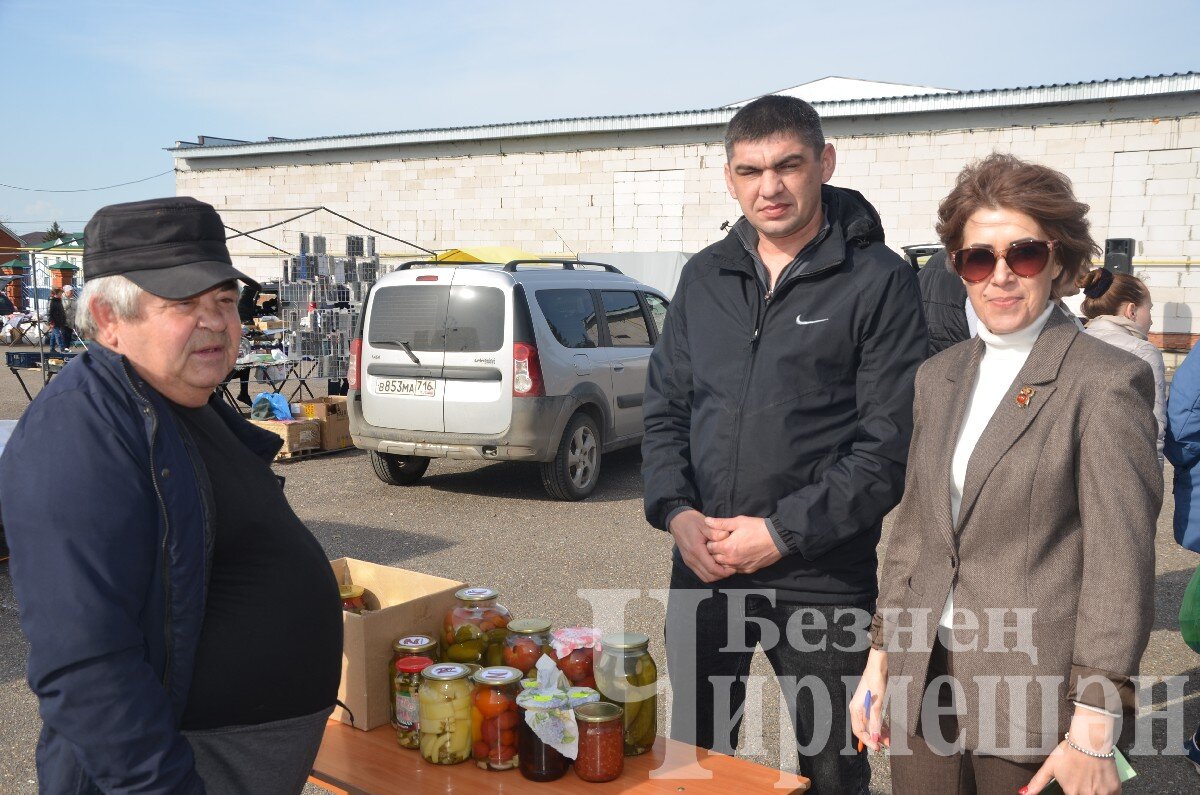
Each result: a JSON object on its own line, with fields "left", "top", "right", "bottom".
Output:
{"left": 0, "top": 343, "right": 282, "bottom": 793}
{"left": 1167, "top": 343, "right": 1200, "bottom": 552}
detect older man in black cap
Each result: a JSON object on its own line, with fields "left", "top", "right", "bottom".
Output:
{"left": 0, "top": 198, "right": 342, "bottom": 794}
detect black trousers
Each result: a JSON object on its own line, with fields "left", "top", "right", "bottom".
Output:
{"left": 666, "top": 563, "right": 871, "bottom": 795}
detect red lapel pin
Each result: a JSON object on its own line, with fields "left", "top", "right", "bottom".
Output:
{"left": 1015, "top": 386, "right": 1035, "bottom": 408}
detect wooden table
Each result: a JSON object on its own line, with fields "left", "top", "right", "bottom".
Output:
{"left": 310, "top": 720, "right": 811, "bottom": 794}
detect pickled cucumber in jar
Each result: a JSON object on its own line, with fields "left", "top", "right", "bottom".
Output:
{"left": 596, "top": 632, "right": 657, "bottom": 756}
{"left": 418, "top": 662, "right": 475, "bottom": 765}
{"left": 442, "top": 587, "right": 512, "bottom": 666}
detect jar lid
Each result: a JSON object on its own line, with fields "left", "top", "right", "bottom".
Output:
{"left": 455, "top": 587, "right": 498, "bottom": 602}
{"left": 575, "top": 701, "right": 623, "bottom": 723}
{"left": 601, "top": 631, "right": 650, "bottom": 650}
{"left": 516, "top": 689, "right": 568, "bottom": 711}
{"left": 393, "top": 634, "right": 437, "bottom": 653}
{"left": 421, "top": 662, "right": 470, "bottom": 681}
{"left": 566, "top": 687, "right": 600, "bottom": 707}
{"left": 472, "top": 666, "right": 524, "bottom": 686}
{"left": 339, "top": 584, "right": 365, "bottom": 600}
{"left": 508, "top": 618, "right": 551, "bottom": 635}
{"left": 396, "top": 655, "right": 434, "bottom": 674}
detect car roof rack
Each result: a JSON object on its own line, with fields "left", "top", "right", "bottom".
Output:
{"left": 501, "top": 259, "right": 622, "bottom": 274}
{"left": 393, "top": 258, "right": 623, "bottom": 274}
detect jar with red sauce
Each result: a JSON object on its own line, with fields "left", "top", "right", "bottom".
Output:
{"left": 574, "top": 701, "right": 625, "bottom": 782}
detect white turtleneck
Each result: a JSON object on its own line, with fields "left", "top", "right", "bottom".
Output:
{"left": 939, "top": 303, "right": 1054, "bottom": 632}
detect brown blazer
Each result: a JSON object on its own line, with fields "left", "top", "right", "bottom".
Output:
{"left": 870, "top": 309, "right": 1162, "bottom": 761}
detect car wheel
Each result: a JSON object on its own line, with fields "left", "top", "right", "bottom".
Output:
{"left": 369, "top": 451, "right": 431, "bottom": 486}
{"left": 540, "top": 413, "right": 602, "bottom": 501}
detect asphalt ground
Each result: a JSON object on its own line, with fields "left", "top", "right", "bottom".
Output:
{"left": 0, "top": 349, "right": 1198, "bottom": 793}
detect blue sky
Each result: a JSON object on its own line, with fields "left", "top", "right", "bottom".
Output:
{"left": 1, "top": 0, "right": 1197, "bottom": 235}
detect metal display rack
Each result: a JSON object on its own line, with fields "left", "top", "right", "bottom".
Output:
{"left": 278, "top": 234, "right": 391, "bottom": 380}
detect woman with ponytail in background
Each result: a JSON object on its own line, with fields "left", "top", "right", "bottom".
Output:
{"left": 1078, "top": 268, "right": 1166, "bottom": 466}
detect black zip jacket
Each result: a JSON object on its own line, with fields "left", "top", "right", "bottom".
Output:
{"left": 641, "top": 185, "right": 927, "bottom": 603}
{"left": 917, "top": 250, "right": 970, "bottom": 355}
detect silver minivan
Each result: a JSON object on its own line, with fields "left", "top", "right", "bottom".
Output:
{"left": 347, "top": 260, "right": 669, "bottom": 500}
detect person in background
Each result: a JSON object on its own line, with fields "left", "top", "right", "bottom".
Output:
{"left": 854, "top": 153, "right": 1160, "bottom": 795}
{"left": 0, "top": 197, "right": 342, "bottom": 793}
{"left": 61, "top": 283, "right": 78, "bottom": 347}
{"left": 1165, "top": 341, "right": 1200, "bottom": 777}
{"left": 917, "top": 249, "right": 970, "bottom": 355}
{"left": 233, "top": 284, "right": 260, "bottom": 405}
{"left": 46, "top": 287, "right": 68, "bottom": 354}
{"left": 1078, "top": 268, "right": 1166, "bottom": 465}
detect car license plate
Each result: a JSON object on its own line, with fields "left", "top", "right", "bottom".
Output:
{"left": 373, "top": 377, "right": 437, "bottom": 397}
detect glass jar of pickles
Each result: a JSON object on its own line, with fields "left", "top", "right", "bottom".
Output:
{"left": 596, "top": 632, "right": 657, "bottom": 756}
{"left": 443, "top": 587, "right": 512, "bottom": 666}
{"left": 574, "top": 701, "right": 625, "bottom": 782}
{"left": 418, "top": 662, "right": 474, "bottom": 765}
{"left": 470, "top": 666, "right": 523, "bottom": 771}
{"left": 503, "top": 618, "right": 551, "bottom": 676}
{"left": 394, "top": 633, "right": 440, "bottom": 662}
{"left": 393, "top": 635, "right": 439, "bottom": 730}
{"left": 393, "top": 656, "right": 433, "bottom": 749}
{"left": 339, "top": 584, "right": 368, "bottom": 614}
{"left": 550, "top": 626, "right": 601, "bottom": 689}
{"left": 516, "top": 690, "right": 570, "bottom": 782}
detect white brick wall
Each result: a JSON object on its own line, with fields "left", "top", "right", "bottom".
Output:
{"left": 178, "top": 116, "right": 1200, "bottom": 331}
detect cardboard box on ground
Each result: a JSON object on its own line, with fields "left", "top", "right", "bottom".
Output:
{"left": 294, "top": 396, "right": 352, "bottom": 450}
{"left": 330, "top": 558, "right": 463, "bottom": 730}
{"left": 248, "top": 418, "right": 321, "bottom": 455}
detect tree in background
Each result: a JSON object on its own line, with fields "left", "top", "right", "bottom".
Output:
{"left": 43, "top": 221, "right": 66, "bottom": 242}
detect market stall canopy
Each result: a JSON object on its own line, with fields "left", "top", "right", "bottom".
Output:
{"left": 433, "top": 247, "right": 546, "bottom": 263}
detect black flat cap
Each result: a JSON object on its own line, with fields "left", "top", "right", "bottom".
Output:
{"left": 83, "top": 197, "right": 258, "bottom": 299}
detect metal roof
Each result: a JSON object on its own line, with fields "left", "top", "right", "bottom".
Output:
{"left": 170, "top": 72, "right": 1200, "bottom": 161}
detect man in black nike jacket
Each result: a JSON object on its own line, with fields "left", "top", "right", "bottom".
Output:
{"left": 642, "top": 96, "right": 926, "bottom": 793}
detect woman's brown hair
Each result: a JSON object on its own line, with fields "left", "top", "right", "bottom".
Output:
{"left": 1075, "top": 268, "right": 1149, "bottom": 319}
{"left": 936, "top": 153, "right": 1099, "bottom": 299}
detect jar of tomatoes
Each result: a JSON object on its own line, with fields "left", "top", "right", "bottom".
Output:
{"left": 339, "top": 584, "right": 368, "bottom": 614}
{"left": 393, "top": 655, "right": 433, "bottom": 749}
{"left": 596, "top": 632, "right": 657, "bottom": 756}
{"left": 574, "top": 701, "right": 625, "bottom": 782}
{"left": 504, "top": 618, "right": 551, "bottom": 676}
{"left": 550, "top": 626, "right": 601, "bottom": 689}
{"left": 470, "top": 666, "right": 523, "bottom": 771}
{"left": 443, "top": 587, "right": 512, "bottom": 666}
{"left": 515, "top": 690, "right": 570, "bottom": 782}
{"left": 418, "top": 662, "right": 474, "bottom": 765}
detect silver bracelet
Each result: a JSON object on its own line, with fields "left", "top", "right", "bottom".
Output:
{"left": 1064, "top": 732, "right": 1115, "bottom": 759}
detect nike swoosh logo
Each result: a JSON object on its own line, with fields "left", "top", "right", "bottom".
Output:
{"left": 795, "top": 316, "right": 829, "bottom": 326}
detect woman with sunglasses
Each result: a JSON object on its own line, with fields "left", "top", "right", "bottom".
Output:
{"left": 1077, "top": 268, "right": 1166, "bottom": 466}
{"left": 851, "top": 153, "right": 1161, "bottom": 795}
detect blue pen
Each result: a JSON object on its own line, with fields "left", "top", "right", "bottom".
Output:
{"left": 859, "top": 690, "right": 873, "bottom": 751}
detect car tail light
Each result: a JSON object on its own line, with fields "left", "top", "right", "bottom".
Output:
{"left": 348, "top": 338, "right": 362, "bottom": 391}
{"left": 512, "top": 342, "right": 544, "bottom": 397}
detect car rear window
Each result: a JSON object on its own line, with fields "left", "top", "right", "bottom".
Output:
{"left": 368, "top": 285, "right": 505, "bottom": 353}
{"left": 446, "top": 286, "right": 505, "bottom": 352}
{"left": 536, "top": 289, "right": 599, "bottom": 349}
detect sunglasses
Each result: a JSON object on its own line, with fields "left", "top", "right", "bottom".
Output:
{"left": 950, "top": 240, "right": 1057, "bottom": 284}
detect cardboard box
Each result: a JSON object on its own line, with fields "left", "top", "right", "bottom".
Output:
{"left": 330, "top": 558, "right": 463, "bottom": 730}
{"left": 296, "top": 397, "right": 352, "bottom": 450}
{"left": 320, "top": 412, "right": 353, "bottom": 450}
{"left": 295, "top": 395, "right": 348, "bottom": 421}
{"left": 249, "top": 418, "right": 321, "bottom": 455}
{"left": 255, "top": 317, "right": 285, "bottom": 331}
